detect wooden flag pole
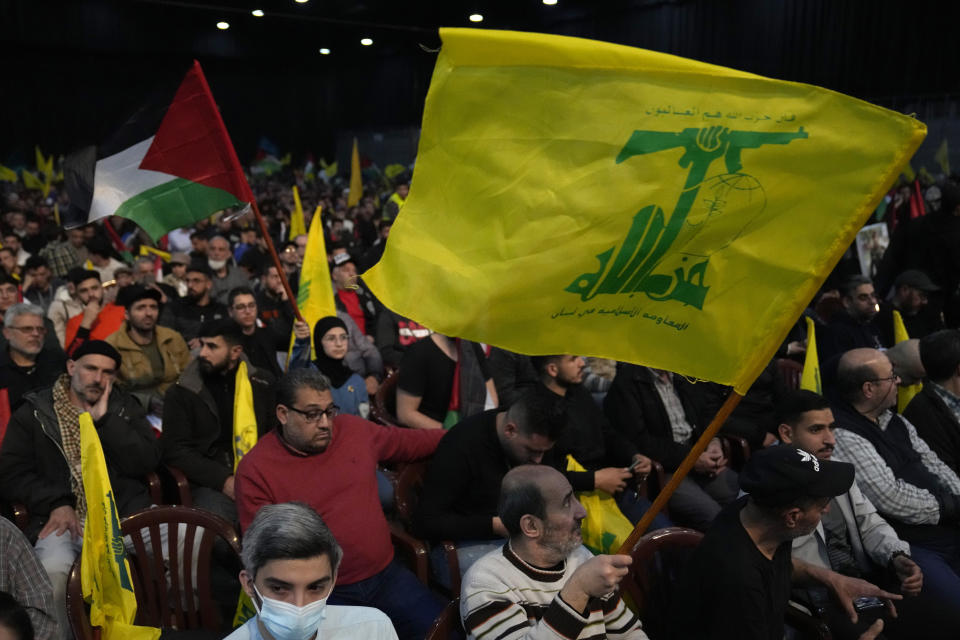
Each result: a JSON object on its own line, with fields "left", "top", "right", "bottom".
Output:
{"left": 616, "top": 390, "right": 744, "bottom": 554}
{"left": 248, "top": 200, "right": 305, "bottom": 323}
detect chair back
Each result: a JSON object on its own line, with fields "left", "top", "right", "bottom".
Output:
{"left": 776, "top": 357, "right": 804, "bottom": 392}
{"left": 66, "top": 559, "right": 101, "bottom": 640}
{"left": 425, "top": 596, "right": 465, "bottom": 640}
{"left": 623, "top": 527, "right": 703, "bottom": 639}
{"left": 394, "top": 461, "right": 428, "bottom": 526}
{"left": 122, "top": 506, "right": 241, "bottom": 631}
{"left": 371, "top": 368, "right": 400, "bottom": 426}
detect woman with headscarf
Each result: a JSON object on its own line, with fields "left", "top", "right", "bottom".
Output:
{"left": 291, "top": 315, "right": 370, "bottom": 418}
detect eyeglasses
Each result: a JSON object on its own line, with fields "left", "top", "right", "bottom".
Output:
{"left": 286, "top": 404, "right": 339, "bottom": 423}
{"left": 869, "top": 374, "right": 900, "bottom": 384}
{"left": 8, "top": 325, "right": 47, "bottom": 334}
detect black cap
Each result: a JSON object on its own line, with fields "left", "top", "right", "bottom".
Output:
{"left": 740, "top": 446, "right": 854, "bottom": 507}
{"left": 116, "top": 285, "right": 162, "bottom": 309}
{"left": 71, "top": 340, "right": 122, "bottom": 368}
{"left": 894, "top": 269, "right": 940, "bottom": 292}
{"left": 185, "top": 260, "right": 213, "bottom": 278}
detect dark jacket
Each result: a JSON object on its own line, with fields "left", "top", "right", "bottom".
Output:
{"left": 818, "top": 310, "right": 883, "bottom": 363}
{"left": 603, "top": 363, "right": 705, "bottom": 471}
{"left": 0, "top": 385, "right": 160, "bottom": 541}
{"left": 904, "top": 385, "right": 960, "bottom": 477}
{"left": 160, "top": 357, "right": 275, "bottom": 491}
{"left": 0, "top": 346, "right": 66, "bottom": 413}
{"left": 333, "top": 280, "right": 380, "bottom": 338}
{"left": 161, "top": 297, "right": 227, "bottom": 343}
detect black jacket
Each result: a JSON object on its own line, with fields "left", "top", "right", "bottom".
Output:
{"left": 160, "top": 357, "right": 275, "bottom": 491}
{"left": 0, "top": 385, "right": 160, "bottom": 541}
{"left": 904, "top": 384, "right": 960, "bottom": 478}
{"left": 603, "top": 363, "right": 705, "bottom": 471}
{"left": 818, "top": 310, "right": 883, "bottom": 363}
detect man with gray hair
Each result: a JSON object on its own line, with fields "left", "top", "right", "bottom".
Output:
{"left": 235, "top": 368, "right": 445, "bottom": 640}
{"left": 0, "top": 303, "right": 66, "bottom": 413}
{"left": 227, "top": 502, "right": 397, "bottom": 640}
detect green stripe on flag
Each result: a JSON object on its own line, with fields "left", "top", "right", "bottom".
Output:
{"left": 113, "top": 177, "right": 244, "bottom": 240}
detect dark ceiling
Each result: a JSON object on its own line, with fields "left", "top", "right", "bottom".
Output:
{"left": 2, "top": 0, "right": 956, "bottom": 164}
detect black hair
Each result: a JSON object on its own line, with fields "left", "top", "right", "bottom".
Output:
{"left": 776, "top": 389, "right": 831, "bottom": 427}
{"left": 498, "top": 478, "right": 546, "bottom": 537}
{"left": 197, "top": 318, "right": 244, "bottom": 347}
{"left": 276, "top": 368, "right": 331, "bottom": 408}
{"left": 919, "top": 329, "right": 960, "bottom": 383}
{"left": 506, "top": 387, "right": 566, "bottom": 440}
{"left": 23, "top": 255, "right": 48, "bottom": 272}
{"left": 839, "top": 275, "right": 873, "bottom": 299}
{"left": 227, "top": 286, "right": 256, "bottom": 308}
{"left": 529, "top": 355, "right": 562, "bottom": 376}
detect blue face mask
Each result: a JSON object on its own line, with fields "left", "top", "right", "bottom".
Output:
{"left": 253, "top": 585, "right": 328, "bottom": 640}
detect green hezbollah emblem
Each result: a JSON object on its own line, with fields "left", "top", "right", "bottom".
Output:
{"left": 566, "top": 125, "right": 808, "bottom": 308}
{"left": 106, "top": 490, "right": 134, "bottom": 592}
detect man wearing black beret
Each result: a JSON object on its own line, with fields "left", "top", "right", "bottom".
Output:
{"left": 0, "top": 339, "right": 161, "bottom": 635}
{"left": 674, "top": 445, "right": 901, "bottom": 640}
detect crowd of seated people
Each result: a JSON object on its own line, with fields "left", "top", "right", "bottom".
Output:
{"left": 1, "top": 168, "right": 960, "bottom": 640}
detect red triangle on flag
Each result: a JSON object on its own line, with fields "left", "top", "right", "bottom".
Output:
{"left": 139, "top": 61, "right": 251, "bottom": 204}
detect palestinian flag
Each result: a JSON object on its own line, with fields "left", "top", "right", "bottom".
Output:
{"left": 64, "top": 61, "right": 252, "bottom": 241}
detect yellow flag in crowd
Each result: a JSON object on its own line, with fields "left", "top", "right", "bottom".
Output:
{"left": 892, "top": 310, "right": 922, "bottom": 412}
{"left": 289, "top": 205, "right": 337, "bottom": 361}
{"left": 289, "top": 186, "right": 307, "bottom": 240}
{"left": 233, "top": 360, "right": 258, "bottom": 471}
{"left": 918, "top": 166, "right": 935, "bottom": 183}
{"left": 22, "top": 169, "right": 48, "bottom": 195}
{"left": 0, "top": 164, "right": 17, "bottom": 183}
{"left": 364, "top": 28, "right": 925, "bottom": 393}
{"left": 935, "top": 139, "right": 951, "bottom": 176}
{"left": 347, "top": 138, "right": 362, "bottom": 207}
{"left": 35, "top": 145, "right": 54, "bottom": 181}
{"left": 800, "top": 317, "right": 822, "bottom": 394}
{"left": 385, "top": 163, "right": 407, "bottom": 180}
{"left": 79, "top": 412, "right": 161, "bottom": 640}
{"left": 139, "top": 245, "right": 171, "bottom": 262}
{"left": 902, "top": 162, "right": 916, "bottom": 181}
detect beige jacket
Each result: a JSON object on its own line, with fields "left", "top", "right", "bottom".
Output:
{"left": 106, "top": 323, "right": 190, "bottom": 405}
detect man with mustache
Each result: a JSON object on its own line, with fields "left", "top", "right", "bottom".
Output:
{"left": 460, "top": 465, "right": 647, "bottom": 639}
{"left": 0, "top": 340, "right": 160, "bottom": 637}
{"left": 160, "top": 319, "right": 274, "bottom": 524}
{"left": 779, "top": 390, "right": 941, "bottom": 639}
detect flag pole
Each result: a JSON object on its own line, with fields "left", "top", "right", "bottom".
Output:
{"left": 248, "top": 200, "right": 305, "bottom": 323}
{"left": 616, "top": 390, "right": 744, "bottom": 554}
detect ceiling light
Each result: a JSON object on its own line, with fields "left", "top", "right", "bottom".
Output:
{"left": 319, "top": 48, "right": 331, "bottom": 55}
{"left": 251, "top": 9, "right": 264, "bottom": 17}
{"left": 360, "top": 38, "right": 373, "bottom": 46}
{"left": 216, "top": 21, "right": 229, "bottom": 30}
{"left": 295, "top": 0, "right": 308, "bottom": 3}
{"left": 469, "top": 13, "right": 483, "bottom": 22}
{"left": 543, "top": 0, "right": 558, "bottom": 4}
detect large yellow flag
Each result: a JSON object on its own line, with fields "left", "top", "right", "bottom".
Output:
{"left": 364, "top": 29, "right": 925, "bottom": 393}
{"left": 0, "top": 164, "right": 17, "bottom": 183}
{"left": 347, "top": 138, "right": 362, "bottom": 207}
{"left": 233, "top": 361, "right": 258, "bottom": 470}
{"left": 289, "top": 186, "right": 307, "bottom": 240}
{"left": 79, "top": 412, "right": 161, "bottom": 640}
{"left": 289, "top": 206, "right": 337, "bottom": 360}
{"left": 892, "top": 310, "right": 922, "bottom": 412}
{"left": 800, "top": 317, "right": 821, "bottom": 394}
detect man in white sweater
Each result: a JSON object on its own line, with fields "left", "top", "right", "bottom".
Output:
{"left": 460, "top": 465, "right": 647, "bottom": 640}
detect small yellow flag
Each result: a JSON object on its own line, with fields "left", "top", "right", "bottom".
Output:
{"left": 365, "top": 28, "right": 926, "bottom": 393}
{"left": 385, "top": 163, "right": 407, "bottom": 180}
{"left": 902, "top": 162, "right": 916, "bottom": 181}
{"left": 79, "top": 412, "right": 161, "bottom": 640}
{"left": 347, "top": 138, "right": 362, "bottom": 207}
{"left": 139, "top": 245, "right": 171, "bottom": 262}
{"left": 935, "top": 139, "right": 951, "bottom": 176}
{"left": 35, "top": 145, "right": 54, "bottom": 180}
{"left": 288, "top": 206, "right": 337, "bottom": 361}
{"left": 800, "top": 317, "right": 821, "bottom": 394}
{"left": 21, "top": 170, "right": 45, "bottom": 192}
{"left": 892, "top": 310, "right": 921, "bottom": 412}
{"left": 289, "top": 186, "right": 307, "bottom": 240}
{"left": 0, "top": 164, "right": 17, "bottom": 183}
{"left": 233, "top": 361, "right": 258, "bottom": 471}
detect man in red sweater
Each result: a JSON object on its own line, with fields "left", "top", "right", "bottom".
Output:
{"left": 235, "top": 367, "right": 445, "bottom": 640}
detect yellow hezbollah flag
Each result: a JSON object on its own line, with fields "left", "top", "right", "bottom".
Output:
{"left": 139, "top": 245, "right": 171, "bottom": 262}
{"left": 22, "top": 169, "right": 47, "bottom": 194}
{"left": 347, "top": 138, "right": 362, "bottom": 207}
{"left": 233, "top": 360, "right": 258, "bottom": 471}
{"left": 800, "top": 317, "right": 821, "bottom": 394}
{"left": 289, "top": 185, "right": 307, "bottom": 240}
{"left": 288, "top": 206, "right": 336, "bottom": 361}
{"left": 0, "top": 164, "right": 17, "bottom": 183}
{"left": 79, "top": 412, "right": 161, "bottom": 640}
{"left": 566, "top": 455, "right": 632, "bottom": 554}
{"left": 364, "top": 29, "right": 925, "bottom": 393}
{"left": 892, "top": 310, "right": 921, "bottom": 412}
{"left": 935, "top": 139, "right": 950, "bottom": 176}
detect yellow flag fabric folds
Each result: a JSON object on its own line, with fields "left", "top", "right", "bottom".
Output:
{"left": 290, "top": 206, "right": 337, "bottom": 360}
{"left": 347, "top": 138, "right": 362, "bottom": 207}
{"left": 0, "top": 164, "right": 17, "bottom": 183}
{"left": 892, "top": 310, "right": 922, "bottom": 412}
{"left": 289, "top": 186, "right": 307, "bottom": 240}
{"left": 79, "top": 412, "right": 161, "bottom": 640}
{"left": 800, "top": 317, "right": 822, "bottom": 394}
{"left": 233, "top": 361, "right": 258, "bottom": 471}
{"left": 364, "top": 28, "right": 925, "bottom": 393}
{"left": 566, "top": 456, "right": 633, "bottom": 554}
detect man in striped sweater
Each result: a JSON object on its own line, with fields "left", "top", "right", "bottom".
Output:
{"left": 460, "top": 465, "right": 647, "bottom": 639}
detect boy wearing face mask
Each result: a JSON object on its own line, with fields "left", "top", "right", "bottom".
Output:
{"left": 229, "top": 502, "right": 397, "bottom": 640}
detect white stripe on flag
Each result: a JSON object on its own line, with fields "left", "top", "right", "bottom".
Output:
{"left": 90, "top": 137, "right": 178, "bottom": 221}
